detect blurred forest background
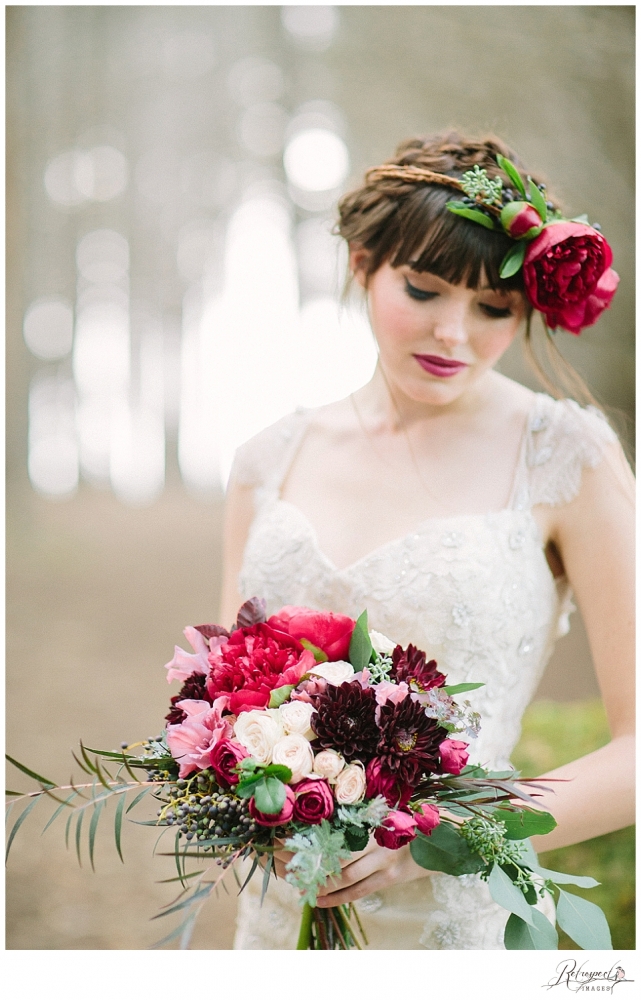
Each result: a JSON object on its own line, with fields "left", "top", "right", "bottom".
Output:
{"left": 6, "top": 6, "right": 634, "bottom": 950}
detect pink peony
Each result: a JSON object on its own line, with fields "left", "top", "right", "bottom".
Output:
{"left": 267, "top": 607, "right": 356, "bottom": 662}
{"left": 500, "top": 201, "right": 543, "bottom": 239}
{"left": 210, "top": 739, "right": 250, "bottom": 787}
{"left": 166, "top": 699, "right": 232, "bottom": 778}
{"left": 374, "top": 810, "right": 417, "bottom": 850}
{"left": 365, "top": 757, "right": 412, "bottom": 809}
{"left": 292, "top": 778, "right": 335, "bottom": 824}
{"left": 414, "top": 803, "right": 441, "bottom": 836}
{"left": 438, "top": 739, "right": 469, "bottom": 775}
{"left": 249, "top": 785, "right": 296, "bottom": 828}
{"left": 206, "top": 623, "right": 315, "bottom": 715}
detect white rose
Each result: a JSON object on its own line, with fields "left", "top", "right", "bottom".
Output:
{"left": 369, "top": 630, "right": 397, "bottom": 655}
{"left": 312, "top": 749, "right": 345, "bottom": 782}
{"left": 279, "top": 700, "right": 316, "bottom": 739}
{"left": 334, "top": 762, "right": 367, "bottom": 804}
{"left": 233, "top": 710, "right": 284, "bottom": 764}
{"left": 309, "top": 660, "right": 354, "bottom": 685}
{"left": 271, "top": 734, "right": 315, "bottom": 784}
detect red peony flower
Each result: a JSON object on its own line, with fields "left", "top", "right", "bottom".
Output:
{"left": 373, "top": 810, "right": 417, "bottom": 850}
{"left": 210, "top": 739, "right": 250, "bottom": 787}
{"left": 500, "top": 201, "right": 543, "bottom": 239}
{"left": 292, "top": 778, "right": 335, "bottom": 824}
{"left": 365, "top": 758, "right": 412, "bottom": 808}
{"left": 206, "top": 623, "right": 315, "bottom": 715}
{"left": 267, "top": 606, "right": 356, "bottom": 661}
{"left": 249, "top": 785, "right": 296, "bottom": 828}
{"left": 523, "top": 222, "right": 619, "bottom": 335}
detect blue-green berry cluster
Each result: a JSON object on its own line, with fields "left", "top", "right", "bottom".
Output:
{"left": 459, "top": 816, "right": 525, "bottom": 867}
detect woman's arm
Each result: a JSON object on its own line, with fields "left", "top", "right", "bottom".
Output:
{"left": 218, "top": 474, "right": 256, "bottom": 629}
{"left": 528, "top": 441, "right": 635, "bottom": 852}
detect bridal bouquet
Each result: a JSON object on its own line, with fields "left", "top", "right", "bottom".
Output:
{"left": 6, "top": 599, "right": 612, "bottom": 950}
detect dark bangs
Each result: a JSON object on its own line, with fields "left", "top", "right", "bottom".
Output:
{"left": 382, "top": 186, "right": 524, "bottom": 293}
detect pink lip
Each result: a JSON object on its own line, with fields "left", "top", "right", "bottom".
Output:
{"left": 413, "top": 354, "right": 469, "bottom": 378}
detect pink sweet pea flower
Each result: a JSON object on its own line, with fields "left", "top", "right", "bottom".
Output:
{"left": 165, "top": 626, "right": 226, "bottom": 684}
{"left": 374, "top": 680, "right": 410, "bottom": 724}
{"left": 166, "top": 699, "right": 233, "bottom": 778}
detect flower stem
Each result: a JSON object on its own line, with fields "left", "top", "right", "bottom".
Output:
{"left": 296, "top": 902, "right": 314, "bottom": 950}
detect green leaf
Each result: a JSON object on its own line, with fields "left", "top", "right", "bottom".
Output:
{"left": 65, "top": 809, "right": 74, "bottom": 850}
{"left": 125, "top": 786, "right": 152, "bottom": 814}
{"left": 556, "top": 889, "right": 612, "bottom": 949}
{"left": 492, "top": 807, "right": 557, "bottom": 840}
{"left": 238, "top": 757, "right": 259, "bottom": 772}
{"left": 5, "top": 754, "right": 56, "bottom": 788}
{"left": 447, "top": 203, "right": 498, "bottom": 230}
{"left": 5, "top": 795, "right": 40, "bottom": 862}
{"left": 499, "top": 241, "right": 527, "bottom": 279}
{"left": 268, "top": 684, "right": 296, "bottom": 709}
{"left": 348, "top": 610, "right": 373, "bottom": 672}
{"left": 300, "top": 639, "right": 328, "bottom": 663}
{"left": 441, "top": 682, "right": 485, "bottom": 695}
{"left": 528, "top": 864, "right": 599, "bottom": 889}
{"left": 496, "top": 154, "right": 527, "bottom": 198}
{"left": 75, "top": 809, "right": 84, "bottom": 867}
{"left": 42, "top": 790, "right": 78, "bottom": 835}
{"left": 571, "top": 214, "right": 589, "bottom": 224}
{"left": 410, "top": 823, "right": 486, "bottom": 876}
{"left": 343, "top": 825, "right": 370, "bottom": 852}
{"left": 253, "top": 776, "right": 286, "bottom": 815}
{"left": 114, "top": 792, "right": 126, "bottom": 862}
{"left": 527, "top": 177, "right": 548, "bottom": 223}
{"left": 236, "top": 775, "right": 264, "bottom": 799}
{"left": 261, "top": 764, "right": 293, "bottom": 783}
{"left": 488, "top": 863, "right": 535, "bottom": 925}
{"left": 504, "top": 910, "right": 559, "bottom": 949}
{"left": 261, "top": 852, "right": 273, "bottom": 905}
{"left": 88, "top": 800, "right": 104, "bottom": 871}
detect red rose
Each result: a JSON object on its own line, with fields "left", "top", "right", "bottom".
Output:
{"left": 500, "top": 201, "right": 543, "bottom": 239}
{"left": 249, "top": 785, "right": 296, "bottom": 828}
{"left": 414, "top": 803, "right": 441, "bottom": 836}
{"left": 206, "top": 623, "right": 315, "bottom": 715}
{"left": 292, "top": 778, "right": 335, "bottom": 824}
{"left": 523, "top": 222, "right": 619, "bottom": 335}
{"left": 209, "top": 739, "right": 249, "bottom": 787}
{"left": 365, "top": 758, "right": 412, "bottom": 808}
{"left": 267, "top": 606, "right": 356, "bottom": 661}
{"left": 373, "top": 810, "right": 417, "bottom": 850}
{"left": 438, "top": 739, "right": 469, "bottom": 775}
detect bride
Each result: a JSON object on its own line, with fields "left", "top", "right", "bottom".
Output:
{"left": 219, "top": 132, "right": 634, "bottom": 949}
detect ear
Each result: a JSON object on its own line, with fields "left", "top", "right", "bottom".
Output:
{"left": 349, "top": 245, "right": 370, "bottom": 288}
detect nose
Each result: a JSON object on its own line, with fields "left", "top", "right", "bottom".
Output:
{"left": 431, "top": 301, "right": 468, "bottom": 347}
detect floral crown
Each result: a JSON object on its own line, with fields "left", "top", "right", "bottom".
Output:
{"left": 365, "top": 156, "right": 619, "bottom": 335}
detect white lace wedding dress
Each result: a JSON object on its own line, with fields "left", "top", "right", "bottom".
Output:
{"left": 230, "top": 392, "right": 617, "bottom": 950}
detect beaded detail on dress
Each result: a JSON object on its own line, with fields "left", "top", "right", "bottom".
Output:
{"left": 231, "top": 393, "right": 617, "bottom": 950}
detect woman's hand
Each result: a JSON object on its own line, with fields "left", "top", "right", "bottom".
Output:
{"left": 273, "top": 836, "right": 433, "bottom": 907}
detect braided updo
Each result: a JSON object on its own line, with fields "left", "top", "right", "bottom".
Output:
{"left": 337, "top": 131, "right": 556, "bottom": 293}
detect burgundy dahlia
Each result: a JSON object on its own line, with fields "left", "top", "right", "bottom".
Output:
{"left": 377, "top": 697, "right": 445, "bottom": 784}
{"left": 390, "top": 645, "right": 446, "bottom": 692}
{"left": 311, "top": 681, "right": 379, "bottom": 763}
{"left": 165, "top": 672, "right": 211, "bottom": 725}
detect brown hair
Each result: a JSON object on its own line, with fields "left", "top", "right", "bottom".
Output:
{"left": 337, "top": 130, "right": 601, "bottom": 409}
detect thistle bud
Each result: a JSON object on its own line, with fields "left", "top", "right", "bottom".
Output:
{"left": 500, "top": 201, "right": 543, "bottom": 239}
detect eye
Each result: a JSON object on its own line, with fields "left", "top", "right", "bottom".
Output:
{"left": 404, "top": 278, "right": 437, "bottom": 302}
{"left": 480, "top": 303, "right": 513, "bottom": 319}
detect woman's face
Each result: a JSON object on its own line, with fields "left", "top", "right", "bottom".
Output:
{"left": 353, "top": 254, "right": 527, "bottom": 408}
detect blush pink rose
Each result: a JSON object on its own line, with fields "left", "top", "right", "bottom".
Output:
{"left": 373, "top": 810, "right": 417, "bottom": 850}
{"left": 292, "top": 778, "right": 335, "bottom": 824}
{"left": 267, "top": 607, "right": 356, "bottom": 661}
{"left": 209, "top": 739, "right": 250, "bottom": 787}
{"left": 438, "top": 739, "right": 469, "bottom": 775}
{"left": 166, "top": 699, "right": 232, "bottom": 778}
{"left": 249, "top": 785, "right": 296, "bottom": 828}
{"left": 414, "top": 803, "right": 441, "bottom": 836}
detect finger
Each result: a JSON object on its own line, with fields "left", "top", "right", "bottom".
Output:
{"left": 316, "top": 852, "right": 380, "bottom": 897}
{"left": 316, "top": 867, "right": 395, "bottom": 908}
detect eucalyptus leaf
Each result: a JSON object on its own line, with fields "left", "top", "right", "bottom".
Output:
{"left": 496, "top": 154, "right": 527, "bottom": 197}
{"left": 529, "top": 864, "right": 599, "bottom": 889}
{"left": 488, "top": 864, "right": 535, "bottom": 925}
{"left": 253, "top": 776, "right": 286, "bottom": 815}
{"left": 5, "top": 796, "right": 40, "bottom": 862}
{"left": 348, "top": 610, "right": 373, "bottom": 672}
{"left": 556, "top": 889, "right": 612, "bottom": 949}
{"left": 41, "top": 790, "right": 78, "bottom": 834}
{"left": 5, "top": 754, "right": 56, "bottom": 788}
{"left": 268, "top": 684, "right": 296, "bottom": 709}
{"left": 88, "top": 800, "right": 104, "bottom": 871}
{"left": 300, "top": 639, "right": 328, "bottom": 663}
{"left": 504, "top": 909, "right": 559, "bottom": 950}
{"left": 410, "top": 823, "right": 486, "bottom": 876}
{"left": 114, "top": 792, "right": 126, "bottom": 862}
{"left": 447, "top": 204, "right": 497, "bottom": 230}
{"left": 125, "top": 786, "right": 152, "bottom": 814}
{"left": 492, "top": 807, "right": 557, "bottom": 840}
{"left": 441, "top": 682, "right": 485, "bottom": 695}
{"left": 499, "top": 241, "right": 526, "bottom": 279}
{"left": 527, "top": 177, "right": 548, "bottom": 223}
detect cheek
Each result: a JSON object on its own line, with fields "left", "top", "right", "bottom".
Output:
{"left": 474, "top": 324, "right": 520, "bottom": 363}
{"left": 369, "top": 290, "right": 417, "bottom": 348}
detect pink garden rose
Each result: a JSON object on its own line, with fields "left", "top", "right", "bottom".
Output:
{"left": 292, "top": 778, "right": 335, "bottom": 824}
{"left": 365, "top": 758, "right": 412, "bottom": 809}
{"left": 206, "top": 623, "right": 315, "bottom": 715}
{"left": 209, "top": 738, "right": 250, "bottom": 787}
{"left": 414, "top": 803, "right": 441, "bottom": 836}
{"left": 374, "top": 810, "right": 417, "bottom": 850}
{"left": 249, "top": 785, "right": 296, "bottom": 828}
{"left": 267, "top": 606, "right": 356, "bottom": 662}
{"left": 438, "top": 739, "right": 469, "bottom": 775}
{"left": 523, "top": 222, "right": 619, "bottom": 335}
{"left": 166, "top": 699, "right": 232, "bottom": 778}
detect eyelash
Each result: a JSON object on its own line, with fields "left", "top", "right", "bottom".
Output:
{"left": 404, "top": 279, "right": 512, "bottom": 318}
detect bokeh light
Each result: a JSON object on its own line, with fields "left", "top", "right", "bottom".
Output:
{"left": 23, "top": 297, "right": 74, "bottom": 360}
{"left": 227, "top": 56, "right": 285, "bottom": 106}
{"left": 281, "top": 6, "right": 339, "bottom": 51}
{"left": 76, "top": 230, "right": 129, "bottom": 284}
{"left": 27, "top": 374, "right": 79, "bottom": 497}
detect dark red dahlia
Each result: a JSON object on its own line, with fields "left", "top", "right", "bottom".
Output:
{"left": 311, "top": 680, "right": 379, "bottom": 763}
{"left": 390, "top": 644, "right": 446, "bottom": 692}
{"left": 376, "top": 697, "right": 445, "bottom": 785}
{"left": 165, "top": 672, "right": 211, "bottom": 726}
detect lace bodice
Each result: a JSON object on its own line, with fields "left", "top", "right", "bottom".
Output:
{"left": 231, "top": 392, "right": 617, "bottom": 950}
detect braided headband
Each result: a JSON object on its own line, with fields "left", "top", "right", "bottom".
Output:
{"left": 362, "top": 157, "right": 618, "bottom": 335}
